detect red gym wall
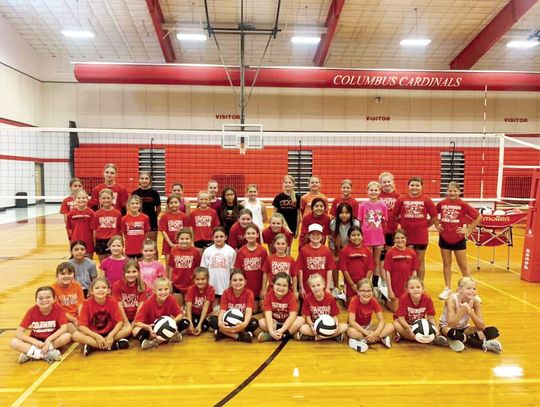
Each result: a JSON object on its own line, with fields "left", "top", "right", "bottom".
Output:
{"left": 74, "top": 144, "right": 538, "bottom": 199}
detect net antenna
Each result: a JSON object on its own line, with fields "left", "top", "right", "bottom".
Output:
{"left": 221, "top": 123, "right": 264, "bottom": 155}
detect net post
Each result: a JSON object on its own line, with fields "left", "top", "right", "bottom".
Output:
{"left": 497, "top": 134, "right": 505, "bottom": 202}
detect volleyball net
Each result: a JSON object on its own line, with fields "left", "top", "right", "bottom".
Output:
{"left": 0, "top": 126, "right": 538, "bottom": 210}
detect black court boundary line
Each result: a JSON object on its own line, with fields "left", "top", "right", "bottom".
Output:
{"left": 214, "top": 338, "right": 289, "bottom": 406}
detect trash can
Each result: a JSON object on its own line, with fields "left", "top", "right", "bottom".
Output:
{"left": 15, "top": 192, "right": 28, "bottom": 208}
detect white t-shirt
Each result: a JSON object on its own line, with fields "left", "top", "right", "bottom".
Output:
{"left": 201, "top": 244, "right": 237, "bottom": 295}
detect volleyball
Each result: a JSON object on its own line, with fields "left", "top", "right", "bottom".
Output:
{"left": 411, "top": 319, "right": 436, "bottom": 344}
{"left": 153, "top": 316, "right": 177, "bottom": 340}
{"left": 314, "top": 314, "right": 337, "bottom": 337}
{"left": 223, "top": 308, "right": 244, "bottom": 327}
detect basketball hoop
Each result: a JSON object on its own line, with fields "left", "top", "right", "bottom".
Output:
{"left": 239, "top": 141, "right": 247, "bottom": 155}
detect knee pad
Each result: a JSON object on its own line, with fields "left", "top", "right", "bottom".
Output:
{"left": 177, "top": 318, "right": 190, "bottom": 332}
{"left": 208, "top": 315, "right": 218, "bottom": 330}
{"left": 483, "top": 326, "right": 499, "bottom": 340}
{"left": 447, "top": 328, "right": 466, "bottom": 342}
{"left": 247, "top": 318, "right": 259, "bottom": 332}
{"left": 135, "top": 329, "right": 150, "bottom": 342}
{"left": 380, "top": 249, "right": 387, "bottom": 261}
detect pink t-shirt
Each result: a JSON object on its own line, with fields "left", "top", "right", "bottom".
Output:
{"left": 357, "top": 200, "right": 387, "bottom": 246}
{"left": 100, "top": 257, "right": 127, "bottom": 285}
{"left": 139, "top": 260, "right": 165, "bottom": 292}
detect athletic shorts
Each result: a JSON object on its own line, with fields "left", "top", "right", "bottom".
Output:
{"left": 385, "top": 233, "right": 394, "bottom": 247}
{"left": 172, "top": 285, "right": 189, "bottom": 295}
{"left": 94, "top": 238, "right": 110, "bottom": 255}
{"left": 439, "top": 237, "right": 467, "bottom": 251}
{"left": 410, "top": 244, "right": 428, "bottom": 251}
{"left": 194, "top": 240, "right": 212, "bottom": 249}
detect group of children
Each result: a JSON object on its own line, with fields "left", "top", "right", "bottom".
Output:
{"left": 10, "top": 165, "right": 502, "bottom": 364}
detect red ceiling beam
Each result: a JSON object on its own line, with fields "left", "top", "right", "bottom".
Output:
{"left": 450, "top": 0, "right": 537, "bottom": 70}
{"left": 146, "top": 0, "right": 176, "bottom": 63}
{"left": 313, "top": 0, "right": 345, "bottom": 66}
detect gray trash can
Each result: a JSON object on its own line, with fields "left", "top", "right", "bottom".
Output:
{"left": 15, "top": 192, "right": 28, "bottom": 208}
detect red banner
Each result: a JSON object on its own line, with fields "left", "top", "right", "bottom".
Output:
{"left": 74, "top": 64, "right": 540, "bottom": 91}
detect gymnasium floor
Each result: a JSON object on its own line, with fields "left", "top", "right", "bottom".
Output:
{"left": 1, "top": 205, "right": 539, "bottom": 406}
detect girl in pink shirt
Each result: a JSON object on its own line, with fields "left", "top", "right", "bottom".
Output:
{"left": 139, "top": 239, "right": 165, "bottom": 293}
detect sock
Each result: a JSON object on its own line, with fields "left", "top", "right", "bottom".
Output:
{"left": 27, "top": 345, "right": 43, "bottom": 360}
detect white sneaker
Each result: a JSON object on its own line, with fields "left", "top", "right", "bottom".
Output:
{"left": 43, "top": 349, "right": 61, "bottom": 363}
{"left": 141, "top": 339, "right": 159, "bottom": 350}
{"left": 18, "top": 353, "right": 31, "bottom": 364}
{"left": 432, "top": 336, "right": 448, "bottom": 347}
{"left": 448, "top": 339, "right": 465, "bottom": 352}
{"left": 438, "top": 287, "right": 452, "bottom": 300}
{"left": 381, "top": 336, "right": 392, "bottom": 348}
{"left": 169, "top": 332, "right": 182, "bottom": 343}
{"left": 482, "top": 339, "right": 502, "bottom": 354}
{"left": 331, "top": 287, "right": 340, "bottom": 299}
{"left": 336, "top": 292, "right": 347, "bottom": 302}
{"left": 348, "top": 338, "right": 368, "bottom": 353}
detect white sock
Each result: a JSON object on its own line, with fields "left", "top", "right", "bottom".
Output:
{"left": 27, "top": 345, "right": 43, "bottom": 360}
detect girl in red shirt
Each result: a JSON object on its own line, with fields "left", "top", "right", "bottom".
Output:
{"left": 208, "top": 270, "right": 258, "bottom": 343}
{"left": 262, "top": 212, "right": 293, "bottom": 255}
{"left": 112, "top": 260, "right": 147, "bottom": 324}
{"left": 190, "top": 191, "right": 220, "bottom": 249}
{"left": 168, "top": 227, "right": 201, "bottom": 305}
{"left": 436, "top": 182, "right": 482, "bottom": 300}
{"left": 262, "top": 233, "right": 298, "bottom": 297}
{"left": 159, "top": 194, "right": 189, "bottom": 264}
{"left": 228, "top": 208, "right": 260, "bottom": 250}
{"left": 90, "top": 163, "right": 128, "bottom": 213}
{"left": 132, "top": 277, "right": 190, "bottom": 350}
{"left": 185, "top": 267, "right": 216, "bottom": 335}
{"left": 393, "top": 176, "right": 439, "bottom": 281}
{"left": 347, "top": 278, "right": 394, "bottom": 353}
{"left": 10, "top": 286, "right": 71, "bottom": 364}
{"left": 171, "top": 182, "right": 191, "bottom": 216}
{"left": 293, "top": 273, "right": 347, "bottom": 342}
{"left": 92, "top": 188, "right": 122, "bottom": 262}
{"left": 299, "top": 197, "right": 331, "bottom": 246}
{"left": 393, "top": 276, "right": 447, "bottom": 347}
{"left": 379, "top": 171, "right": 400, "bottom": 252}
{"left": 121, "top": 195, "right": 150, "bottom": 259}
{"left": 385, "top": 229, "right": 419, "bottom": 312}
{"left": 258, "top": 272, "right": 299, "bottom": 342}
{"left": 234, "top": 223, "right": 268, "bottom": 312}
{"left": 72, "top": 278, "right": 131, "bottom": 356}
{"left": 60, "top": 177, "right": 83, "bottom": 224}
{"left": 66, "top": 190, "right": 95, "bottom": 256}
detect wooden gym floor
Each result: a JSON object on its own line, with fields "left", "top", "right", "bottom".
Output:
{"left": 1, "top": 205, "right": 539, "bottom": 406}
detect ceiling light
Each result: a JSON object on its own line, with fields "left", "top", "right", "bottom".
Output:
{"left": 400, "top": 38, "right": 431, "bottom": 47}
{"left": 61, "top": 30, "right": 95, "bottom": 39}
{"left": 507, "top": 40, "right": 539, "bottom": 48}
{"left": 291, "top": 36, "right": 321, "bottom": 44}
{"left": 176, "top": 33, "right": 207, "bottom": 42}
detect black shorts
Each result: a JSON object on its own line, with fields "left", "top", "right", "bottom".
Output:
{"left": 172, "top": 285, "right": 188, "bottom": 295}
{"left": 410, "top": 244, "right": 428, "bottom": 251}
{"left": 384, "top": 233, "right": 394, "bottom": 247}
{"left": 194, "top": 240, "right": 213, "bottom": 249}
{"left": 439, "top": 237, "right": 467, "bottom": 251}
{"left": 148, "top": 215, "right": 158, "bottom": 232}
{"left": 127, "top": 253, "right": 142, "bottom": 260}
{"left": 94, "top": 238, "right": 110, "bottom": 255}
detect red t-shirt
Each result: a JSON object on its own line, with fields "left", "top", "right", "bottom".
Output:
{"left": 66, "top": 207, "right": 95, "bottom": 253}
{"left": 20, "top": 303, "right": 68, "bottom": 340}
{"left": 296, "top": 244, "right": 335, "bottom": 290}
{"left": 121, "top": 213, "right": 150, "bottom": 255}
{"left": 189, "top": 207, "right": 220, "bottom": 242}
{"left": 53, "top": 281, "right": 84, "bottom": 318}
{"left": 220, "top": 287, "right": 255, "bottom": 313}
{"left": 92, "top": 208, "right": 122, "bottom": 240}
{"left": 331, "top": 196, "right": 359, "bottom": 218}
{"left": 79, "top": 296, "right": 123, "bottom": 335}
{"left": 112, "top": 279, "right": 147, "bottom": 322}
{"left": 134, "top": 294, "right": 182, "bottom": 324}
{"left": 90, "top": 183, "right": 129, "bottom": 212}
{"left": 263, "top": 290, "right": 298, "bottom": 322}
{"left": 338, "top": 243, "right": 374, "bottom": 296}
{"left": 384, "top": 247, "right": 419, "bottom": 297}
{"left": 185, "top": 284, "right": 216, "bottom": 315}
{"left": 393, "top": 194, "right": 437, "bottom": 244}
{"left": 299, "top": 212, "right": 331, "bottom": 245}
{"left": 437, "top": 198, "right": 480, "bottom": 244}
{"left": 301, "top": 291, "right": 339, "bottom": 320}
{"left": 347, "top": 296, "right": 381, "bottom": 327}
{"left": 262, "top": 227, "right": 293, "bottom": 254}
{"left": 234, "top": 244, "right": 268, "bottom": 298}
{"left": 263, "top": 254, "right": 298, "bottom": 282}
{"left": 168, "top": 246, "right": 201, "bottom": 292}
{"left": 394, "top": 293, "right": 436, "bottom": 324}
{"left": 158, "top": 211, "right": 189, "bottom": 254}
{"left": 228, "top": 222, "right": 261, "bottom": 250}
{"left": 380, "top": 190, "right": 400, "bottom": 234}
{"left": 60, "top": 196, "right": 75, "bottom": 215}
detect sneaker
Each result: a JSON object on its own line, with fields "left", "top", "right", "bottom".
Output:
{"left": 83, "top": 344, "right": 97, "bottom": 357}
{"left": 438, "top": 287, "right": 452, "bottom": 300}
{"left": 482, "top": 339, "right": 502, "bottom": 354}
{"left": 295, "top": 332, "right": 315, "bottom": 342}
{"left": 348, "top": 338, "right": 368, "bottom": 353}
{"left": 236, "top": 332, "right": 253, "bottom": 343}
{"left": 336, "top": 292, "right": 347, "bottom": 302}
{"left": 373, "top": 287, "right": 382, "bottom": 301}
{"left": 140, "top": 339, "right": 159, "bottom": 350}
{"left": 111, "top": 339, "right": 130, "bottom": 350}
{"left": 381, "top": 336, "right": 392, "bottom": 349}
{"left": 214, "top": 330, "right": 226, "bottom": 341}
{"left": 18, "top": 353, "right": 31, "bottom": 364}
{"left": 331, "top": 287, "right": 340, "bottom": 299}
{"left": 43, "top": 349, "right": 61, "bottom": 363}
{"left": 432, "top": 336, "right": 449, "bottom": 347}
{"left": 333, "top": 333, "right": 345, "bottom": 343}
{"left": 257, "top": 332, "right": 272, "bottom": 342}
{"left": 448, "top": 339, "right": 465, "bottom": 352}
{"left": 169, "top": 332, "right": 182, "bottom": 343}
